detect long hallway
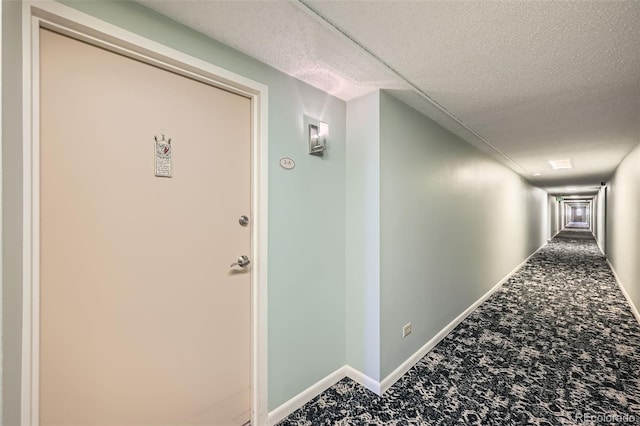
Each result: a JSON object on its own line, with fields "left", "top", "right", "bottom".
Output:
{"left": 280, "top": 233, "right": 640, "bottom": 425}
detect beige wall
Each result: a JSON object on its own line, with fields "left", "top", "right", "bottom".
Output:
{"left": 2, "top": 1, "right": 23, "bottom": 424}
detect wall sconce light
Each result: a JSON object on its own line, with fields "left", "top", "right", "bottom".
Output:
{"left": 309, "top": 121, "right": 328, "bottom": 156}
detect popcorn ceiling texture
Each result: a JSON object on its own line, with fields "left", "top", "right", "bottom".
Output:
{"left": 141, "top": 0, "right": 640, "bottom": 191}
{"left": 139, "top": 1, "right": 408, "bottom": 100}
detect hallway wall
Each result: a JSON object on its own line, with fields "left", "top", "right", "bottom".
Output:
{"left": 378, "top": 92, "right": 548, "bottom": 378}
{"left": 343, "top": 91, "right": 549, "bottom": 383}
{"left": 345, "top": 91, "right": 381, "bottom": 381}
{"left": 595, "top": 187, "right": 606, "bottom": 254}
{"left": 548, "top": 195, "right": 560, "bottom": 238}
{"left": 606, "top": 142, "right": 640, "bottom": 317}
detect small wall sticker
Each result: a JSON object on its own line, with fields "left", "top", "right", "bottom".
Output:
{"left": 280, "top": 157, "right": 295, "bottom": 170}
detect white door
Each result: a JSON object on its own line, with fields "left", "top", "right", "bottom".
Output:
{"left": 39, "top": 28, "right": 252, "bottom": 425}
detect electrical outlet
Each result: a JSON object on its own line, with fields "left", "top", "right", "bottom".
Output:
{"left": 403, "top": 323, "right": 412, "bottom": 338}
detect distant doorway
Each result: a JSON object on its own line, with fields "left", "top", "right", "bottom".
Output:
{"left": 565, "top": 204, "right": 589, "bottom": 227}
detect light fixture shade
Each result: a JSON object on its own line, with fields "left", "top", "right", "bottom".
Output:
{"left": 309, "top": 122, "right": 326, "bottom": 156}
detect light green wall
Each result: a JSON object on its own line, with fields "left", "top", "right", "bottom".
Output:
{"left": 343, "top": 90, "right": 548, "bottom": 382}
{"left": 345, "top": 91, "right": 380, "bottom": 380}
{"left": 6, "top": 0, "right": 347, "bottom": 413}
{"left": 378, "top": 91, "right": 548, "bottom": 378}
{"left": 548, "top": 195, "right": 559, "bottom": 238}
{"left": 606, "top": 142, "right": 640, "bottom": 313}
{"left": 595, "top": 187, "right": 606, "bottom": 254}
{"left": 2, "top": 1, "right": 23, "bottom": 424}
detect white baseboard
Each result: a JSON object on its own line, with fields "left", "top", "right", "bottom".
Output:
{"left": 606, "top": 259, "right": 640, "bottom": 326}
{"left": 268, "top": 242, "right": 547, "bottom": 422}
{"left": 267, "top": 365, "right": 380, "bottom": 425}
{"left": 596, "top": 238, "right": 605, "bottom": 256}
{"left": 344, "top": 365, "right": 380, "bottom": 395}
{"left": 268, "top": 366, "right": 348, "bottom": 425}
{"left": 379, "top": 242, "right": 546, "bottom": 393}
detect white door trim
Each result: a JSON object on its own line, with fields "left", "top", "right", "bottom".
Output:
{"left": 21, "top": 2, "right": 269, "bottom": 424}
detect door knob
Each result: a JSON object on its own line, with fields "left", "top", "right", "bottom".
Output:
{"left": 230, "top": 255, "right": 251, "bottom": 268}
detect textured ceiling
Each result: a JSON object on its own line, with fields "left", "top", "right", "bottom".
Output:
{"left": 140, "top": 0, "right": 640, "bottom": 194}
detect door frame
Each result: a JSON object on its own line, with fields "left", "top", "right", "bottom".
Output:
{"left": 21, "top": 2, "right": 269, "bottom": 424}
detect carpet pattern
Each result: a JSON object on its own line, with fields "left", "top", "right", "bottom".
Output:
{"left": 278, "top": 236, "right": 640, "bottom": 425}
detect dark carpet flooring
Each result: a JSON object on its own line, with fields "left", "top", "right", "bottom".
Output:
{"left": 556, "top": 223, "right": 595, "bottom": 240}
{"left": 278, "top": 233, "right": 640, "bottom": 425}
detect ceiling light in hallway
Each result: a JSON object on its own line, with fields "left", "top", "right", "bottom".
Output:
{"left": 549, "top": 159, "right": 573, "bottom": 170}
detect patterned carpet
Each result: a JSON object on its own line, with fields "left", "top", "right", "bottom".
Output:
{"left": 279, "top": 234, "right": 640, "bottom": 425}
{"left": 557, "top": 223, "right": 595, "bottom": 240}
